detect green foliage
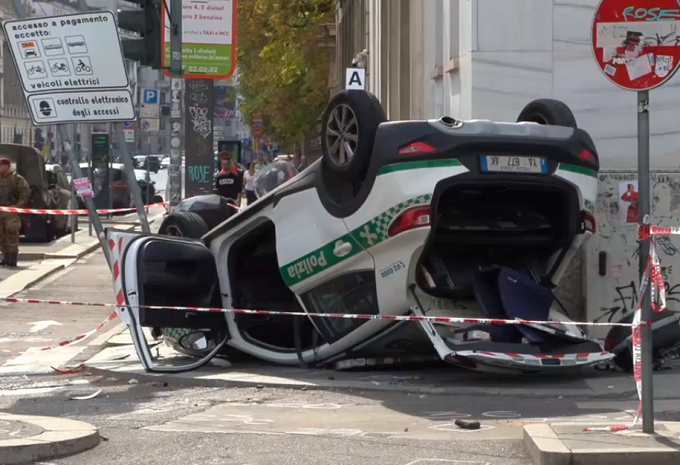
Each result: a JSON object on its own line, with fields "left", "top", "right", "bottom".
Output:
{"left": 237, "top": 0, "right": 334, "bottom": 143}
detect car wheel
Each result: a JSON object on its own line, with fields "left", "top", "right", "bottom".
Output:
{"left": 158, "top": 211, "right": 209, "bottom": 239}
{"left": 320, "top": 89, "right": 386, "bottom": 180}
{"left": 516, "top": 99, "right": 577, "bottom": 128}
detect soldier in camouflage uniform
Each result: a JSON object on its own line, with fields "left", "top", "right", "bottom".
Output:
{"left": 0, "top": 158, "right": 30, "bottom": 267}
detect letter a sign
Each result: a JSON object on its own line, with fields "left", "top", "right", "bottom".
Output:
{"left": 345, "top": 68, "right": 366, "bottom": 90}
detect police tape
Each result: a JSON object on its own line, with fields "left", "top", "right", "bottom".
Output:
{"left": 0, "top": 200, "right": 241, "bottom": 215}
{"left": 0, "top": 202, "right": 169, "bottom": 215}
{"left": 0, "top": 311, "right": 118, "bottom": 357}
{"left": 0, "top": 296, "right": 640, "bottom": 327}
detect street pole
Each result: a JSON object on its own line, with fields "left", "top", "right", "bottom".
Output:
{"left": 114, "top": 125, "right": 150, "bottom": 233}
{"left": 169, "top": 0, "right": 183, "bottom": 209}
{"left": 637, "top": 90, "right": 654, "bottom": 434}
{"left": 58, "top": 125, "right": 111, "bottom": 265}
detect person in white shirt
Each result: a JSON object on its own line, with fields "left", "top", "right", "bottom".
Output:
{"left": 243, "top": 161, "right": 258, "bottom": 205}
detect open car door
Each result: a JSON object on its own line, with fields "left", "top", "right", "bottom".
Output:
{"left": 108, "top": 229, "right": 229, "bottom": 373}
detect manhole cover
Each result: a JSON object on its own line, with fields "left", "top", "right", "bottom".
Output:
{"left": 0, "top": 420, "right": 44, "bottom": 440}
{"left": 0, "top": 375, "right": 73, "bottom": 390}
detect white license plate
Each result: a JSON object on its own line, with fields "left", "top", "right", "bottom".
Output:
{"left": 481, "top": 155, "right": 547, "bottom": 173}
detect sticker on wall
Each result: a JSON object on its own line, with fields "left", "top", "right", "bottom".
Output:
{"left": 618, "top": 180, "right": 639, "bottom": 224}
{"left": 655, "top": 55, "right": 673, "bottom": 78}
{"left": 610, "top": 265, "right": 624, "bottom": 279}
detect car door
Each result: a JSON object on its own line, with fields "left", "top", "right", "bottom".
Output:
{"left": 266, "top": 186, "right": 379, "bottom": 358}
{"left": 109, "top": 229, "right": 229, "bottom": 373}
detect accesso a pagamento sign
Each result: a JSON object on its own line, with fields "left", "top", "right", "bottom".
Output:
{"left": 591, "top": 0, "right": 680, "bottom": 91}
{"left": 2, "top": 12, "right": 135, "bottom": 125}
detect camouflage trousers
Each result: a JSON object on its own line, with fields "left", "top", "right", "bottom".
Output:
{"left": 0, "top": 213, "right": 21, "bottom": 254}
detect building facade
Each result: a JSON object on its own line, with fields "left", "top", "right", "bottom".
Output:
{"left": 336, "top": 0, "right": 680, "bottom": 331}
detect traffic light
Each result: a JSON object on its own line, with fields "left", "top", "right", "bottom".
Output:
{"left": 118, "top": 0, "right": 162, "bottom": 68}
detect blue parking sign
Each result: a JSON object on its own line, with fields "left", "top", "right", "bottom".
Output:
{"left": 143, "top": 89, "right": 159, "bottom": 105}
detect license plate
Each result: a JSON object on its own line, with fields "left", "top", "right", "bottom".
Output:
{"left": 480, "top": 155, "right": 547, "bottom": 174}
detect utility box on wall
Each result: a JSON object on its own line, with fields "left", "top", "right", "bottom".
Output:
{"left": 585, "top": 171, "right": 680, "bottom": 339}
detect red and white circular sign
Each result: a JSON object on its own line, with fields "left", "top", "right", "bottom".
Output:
{"left": 591, "top": 0, "right": 680, "bottom": 91}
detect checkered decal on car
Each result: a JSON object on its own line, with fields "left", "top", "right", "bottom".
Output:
{"left": 352, "top": 194, "right": 432, "bottom": 249}
{"left": 162, "top": 327, "right": 194, "bottom": 341}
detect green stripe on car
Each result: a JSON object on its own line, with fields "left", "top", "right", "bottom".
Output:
{"left": 558, "top": 163, "right": 598, "bottom": 178}
{"left": 280, "top": 194, "right": 433, "bottom": 287}
{"left": 377, "top": 159, "right": 461, "bottom": 175}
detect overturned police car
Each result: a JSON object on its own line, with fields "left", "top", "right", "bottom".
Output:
{"left": 108, "top": 90, "right": 613, "bottom": 374}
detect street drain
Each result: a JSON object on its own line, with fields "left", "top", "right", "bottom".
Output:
{"left": 0, "top": 375, "right": 75, "bottom": 390}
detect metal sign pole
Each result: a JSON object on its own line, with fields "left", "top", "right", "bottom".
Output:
{"left": 637, "top": 90, "right": 654, "bottom": 433}
{"left": 114, "top": 125, "right": 150, "bottom": 233}
{"left": 169, "top": 0, "right": 183, "bottom": 209}
{"left": 58, "top": 125, "right": 110, "bottom": 265}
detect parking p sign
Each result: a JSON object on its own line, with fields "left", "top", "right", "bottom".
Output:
{"left": 140, "top": 88, "right": 160, "bottom": 118}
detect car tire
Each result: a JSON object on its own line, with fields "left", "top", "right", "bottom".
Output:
{"left": 516, "top": 99, "right": 577, "bottom": 128}
{"left": 158, "top": 211, "right": 209, "bottom": 239}
{"left": 320, "top": 89, "right": 386, "bottom": 180}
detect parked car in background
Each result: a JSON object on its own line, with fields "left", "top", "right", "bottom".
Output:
{"left": 45, "top": 164, "right": 74, "bottom": 235}
{"left": 133, "top": 155, "right": 161, "bottom": 173}
{"left": 160, "top": 156, "right": 170, "bottom": 169}
{"left": 77, "top": 163, "right": 160, "bottom": 210}
{"left": 0, "top": 144, "right": 72, "bottom": 242}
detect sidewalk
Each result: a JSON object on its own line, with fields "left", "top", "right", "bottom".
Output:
{"left": 0, "top": 413, "right": 99, "bottom": 464}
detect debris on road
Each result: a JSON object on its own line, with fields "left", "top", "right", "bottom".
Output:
{"left": 454, "top": 419, "right": 481, "bottom": 430}
{"left": 69, "top": 389, "right": 102, "bottom": 400}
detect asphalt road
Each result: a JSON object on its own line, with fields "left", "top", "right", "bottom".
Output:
{"left": 0, "top": 380, "right": 616, "bottom": 465}
{"left": 0, "top": 251, "right": 115, "bottom": 369}
{"left": 3, "top": 377, "right": 680, "bottom": 465}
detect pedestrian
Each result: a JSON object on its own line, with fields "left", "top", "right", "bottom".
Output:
{"left": 214, "top": 151, "right": 243, "bottom": 213}
{"left": 243, "top": 161, "right": 258, "bottom": 205}
{"left": 254, "top": 153, "right": 266, "bottom": 171}
{"left": 0, "top": 158, "right": 30, "bottom": 267}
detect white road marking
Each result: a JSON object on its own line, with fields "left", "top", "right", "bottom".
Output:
{"left": 27, "top": 320, "right": 63, "bottom": 333}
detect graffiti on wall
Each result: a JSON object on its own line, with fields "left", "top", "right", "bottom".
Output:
{"left": 184, "top": 79, "right": 215, "bottom": 197}
{"left": 586, "top": 172, "right": 680, "bottom": 337}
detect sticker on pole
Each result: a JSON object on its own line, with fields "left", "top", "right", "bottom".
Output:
{"left": 73, "top": 177, "right": 94, "bottom": 198}
{"left": 591, "top": 0, "right": 680, "bottom": 91}
{"left": 2, "top": 12, "right": 135, "bottom": 125}
{"left": 161, "top": 0, "right": 237, "bottom": 80}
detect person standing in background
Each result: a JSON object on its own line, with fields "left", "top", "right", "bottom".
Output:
{"left": 214, "top": 151, "right": 243, "bottom": 213}
{"left": 0, "top": 158, "right": 30, "bottom": 267}
{"left": 254, "top": 153, "right": 266, "bottom": 171}
{"left": 243, "top": 162, "right": 257, "bottom": 205}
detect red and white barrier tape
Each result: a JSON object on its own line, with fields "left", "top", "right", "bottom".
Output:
{"left": 36, "top": 311, "right": 118, "bottom": 352}
{"left": 0, "top": 311, "right": 118, "bottom": 356}
{"left": 0, "top": 200, "right": 242, "bottom": 215}
{"left": 584, "top": 232, "right": 671, "bottom": 433}
{"left": 0, "top": 296, "right": 639, "bottom": 327}
{"left": 0, "top": 202, "right": 168, "bottom": 215}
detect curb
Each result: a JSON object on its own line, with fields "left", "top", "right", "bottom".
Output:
{"left": 524, "top": 422, "right": 680, "bottom": 465}
{"left": 82, "top": 362, "right": 640, "bottom": 399}
{"left": 0, "top": 414, "right": 100, "bottom": 464}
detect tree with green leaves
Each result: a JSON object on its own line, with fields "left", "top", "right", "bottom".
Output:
{"left": 237, "top": 0, "right": 334, "bottom": 145}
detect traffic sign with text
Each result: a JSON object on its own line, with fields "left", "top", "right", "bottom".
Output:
{"left": 591, "top": 0, "right": 680, "bottom": 91}
{"left": 140, "top": 88, "right": 160, "bottom": 118}
{"left": 161, "top": 0, "right": 237, "bottom": 79}
{"left": 2, "top": 11, "right": 134, "bottom": 125}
